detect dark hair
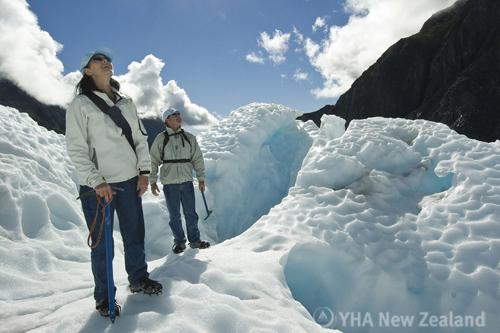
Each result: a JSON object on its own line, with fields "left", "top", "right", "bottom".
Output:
{"left": 76, "top": 73, "right": 120, "bottom": 95}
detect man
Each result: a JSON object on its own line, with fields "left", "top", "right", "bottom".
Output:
{"left": 150, "top": 108, "right": 210, "bottom": 254}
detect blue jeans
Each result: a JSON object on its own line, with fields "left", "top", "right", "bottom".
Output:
{"left": 80, "top": 176, "right": 149, "bottom": 301}
{"left": 163, "top": 181, "right": 200, "bottom": 245}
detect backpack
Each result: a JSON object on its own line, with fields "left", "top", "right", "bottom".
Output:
{"left": 161, "top": 129, "right": 192, "bottom": 164}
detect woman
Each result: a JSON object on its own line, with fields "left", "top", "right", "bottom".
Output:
{"left": 66, "top": 50, "right": 162, "bottom": 317}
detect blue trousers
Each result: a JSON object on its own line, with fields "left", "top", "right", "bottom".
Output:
{"left": 163, "top": 181, "right": 201, "bottom": 245}
{"left": 80, "top": 176, "right": 148, "bottom": 301}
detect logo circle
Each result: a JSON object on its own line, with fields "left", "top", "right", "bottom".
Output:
{"left": 313, "top": 307, "right": 336, "bottom": 328}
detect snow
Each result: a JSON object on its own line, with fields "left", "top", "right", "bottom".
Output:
{"left": 284, "top": 116, "right": 500, "bottom": 332}
{"left": 197, "top": 103, "right": 312, "bottom": 241}
{"left": 1, "top": 104, "right": 499, "bottom": 333}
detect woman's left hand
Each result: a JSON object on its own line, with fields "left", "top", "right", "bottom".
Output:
{"left": 137, "top": 175, "right": 149, "bottom": 196}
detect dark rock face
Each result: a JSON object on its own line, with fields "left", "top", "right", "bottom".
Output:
{"left": 300, "top": 0, "right": 500, "bottom": 142}
{"left": 296, "top": 104, "right": 336, "bottom": 127}
{"left": 0, "top": 79, "right": 66, "bottom": 134}
{"left": 141, "top": 117, "right": 166, "bottom": 147}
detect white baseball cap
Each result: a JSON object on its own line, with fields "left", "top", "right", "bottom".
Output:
{"left": 162, "top": 108, "right": 180, "bottom": 121}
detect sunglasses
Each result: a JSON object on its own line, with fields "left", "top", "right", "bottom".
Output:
{"left": 168, "top": 112, "right": 181, "bottom": 118}
{"left": 90, "top": 54, "right": 111, "bottom": 63}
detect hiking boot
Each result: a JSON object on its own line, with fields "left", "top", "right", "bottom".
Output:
{"left": 189, "top": 240, "right": 210, "bottom": 249}
{"left": 129, "top": 277, "right": 163, "bottom": 295}
{"left": 172, "top": 243, "right": 186, "bottom": 254}
{"left": 96, "top": 298, "right": 121, "bottom": 317}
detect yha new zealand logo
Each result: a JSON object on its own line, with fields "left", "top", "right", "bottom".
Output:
{"left": 313, "top": 308, "right": 486, "bottom": 329}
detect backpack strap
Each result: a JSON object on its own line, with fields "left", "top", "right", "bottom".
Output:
{"left": 180, "top": 129, "right": 191, "bottom": 147}
{"left": 161, "top": 130, "right": 169, "bottom": 162}
{"left": 82, "top": 92, "right": 136, "bottom": 153}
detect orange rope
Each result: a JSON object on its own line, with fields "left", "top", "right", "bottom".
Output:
{"left": 87, "top": 194, "right": 113, "bottom": 249}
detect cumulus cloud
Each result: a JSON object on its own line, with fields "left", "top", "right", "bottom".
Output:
{"left": 0, "top": 0, "right": 75, "bottom": 106}
{"left": 162, "top": 80, "right": 219, "bottom": 125}
{"left": 257, "top": 30, "right": 291, "bottom": 64}
{"left": 116, "top": 55, "right": 218, "bottom": 126}
{"left": 293, "top": 69, "right": 309, "bottom": 81}
{"left": 245, "top": 52, "right": 265, "bottom": 64}
{"left": 312, "top": 16, "right": 327, "bottom": 32}
{"left": 306, "top": 0, "right": 457, "bottom": 98}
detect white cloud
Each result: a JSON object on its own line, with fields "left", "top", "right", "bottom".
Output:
{"left": 163, "top": 80, "right": 220, "bottom": 126}
{"left": 293, "top": 26, "right": 304, "bottom": 44}
{"left": 304, "top": 38, "right": 320, "bottom": 59}
{"left": 0, "top": 0, "right": 74, "bottom": 106}
{"left": 292, "top": 27, "right": 305, "bottom": 52}
{"left": 293, "top": 69, "right": 309, "bottom": 81}
{"left": 116, "top": 54, "right": 218, "bottom": 126}
{"left": 0, "top": 1, "right": 215, "bottom": 125}
{"left": 312, "top": 16, "right": 327, "bottom": 32}
{"left": 61, "top": 71, "right": 83, "bottom": 92}
{"left": 245, "top": 52, "right": 265, "bottom": 64}
{"left": 306, "top": 0, "right": 457, "bottom": 98}
{"left": 258, "top": 30, "right": 291, "bottom": 64}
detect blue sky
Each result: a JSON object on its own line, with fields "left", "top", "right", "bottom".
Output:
{"left": 1, "top": 0, "right": 455, "bottom": 121}
{"left": 28, "top": 0, "right": 348, "bottom": 116}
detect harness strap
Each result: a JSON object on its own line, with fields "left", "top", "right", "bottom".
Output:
{"left": 162, "top": 159, "right": 191, "bottom": 163}
{"left": 83, "top": 92, "right": 136, "bottom": 153}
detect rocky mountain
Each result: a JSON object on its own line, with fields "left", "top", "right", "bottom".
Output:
{"left": 142, "top": 117, "right": 167, "bottom": 147}
{"left": 298, "top": 0, "right": 500, "bottom": 142}
{"left": 0, "top": 79, "right": 66, "bottom": 134}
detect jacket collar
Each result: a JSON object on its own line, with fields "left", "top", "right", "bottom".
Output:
{"left": 165, "top": 126, "right": 183, "bottom": 135}
{"left": 92, "top": 88, "right": 123, "bottom": 106}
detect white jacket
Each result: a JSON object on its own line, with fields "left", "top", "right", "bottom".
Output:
{"left": 149, "top": 127, "right": 205, "bottom": 185}
{"left": 66, "top": 90, "right": 151, "bottom": 188}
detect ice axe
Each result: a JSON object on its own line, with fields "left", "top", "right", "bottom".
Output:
{"left": 80, "top": 193, "right": 118, "bottom": 322}
{"left": 201, "top": 191, "right": 213, "bottom": 220}
{"left": 104, "top": 199, "right": 117, "bottom": 323}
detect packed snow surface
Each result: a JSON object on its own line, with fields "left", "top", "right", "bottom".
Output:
{"left": 0, "top": 103, "right": 499, "bottom": 333}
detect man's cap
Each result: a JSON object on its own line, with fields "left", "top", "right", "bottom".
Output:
{"left": 80, "top": 49, "right": 113, "bottom": 72}
{"left": 162, "top": 108, "right": 180, "bottom": 121}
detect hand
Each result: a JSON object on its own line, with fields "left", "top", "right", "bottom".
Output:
{"left": 198, "top": 180, "right": 205, "bottom": 192}
{"left": 137, "top": 175, "right": 149, "bottom": 197}
{"left": 95, "top": 183, "right": 114, "bottom": 203}
{"left": 151, "top": 183, "right": 161, "bottom": 196}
